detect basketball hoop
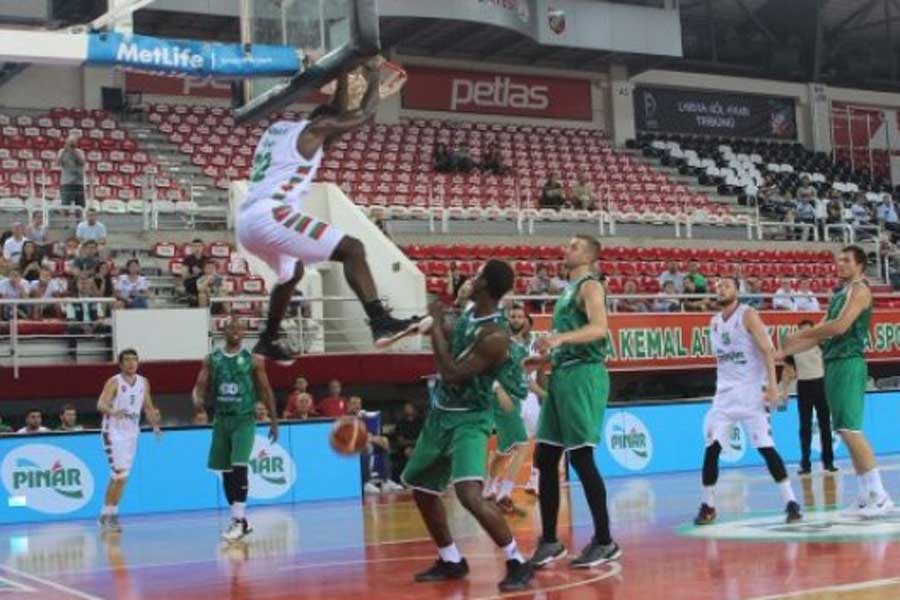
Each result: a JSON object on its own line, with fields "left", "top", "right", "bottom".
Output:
{"left": 320, "top": 56, "right": 407, "bottom": 110}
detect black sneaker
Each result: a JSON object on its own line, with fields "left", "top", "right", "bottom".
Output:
{"left": 498, "top": 559, "right": 533, "bottom": 592}
{"left": 414, "top": 558, "right": 469, "bottom": 582}
{"left": 786, "top": 500, "right": 802, "bottom": 523}
{"left": 371, "top": 314, "right": 418, "bottom": 347}
{"left": 252, "top": 339, "right": 296, "bottom": 362}
{"left": 797, "top": 467, "right": 812, "bottom": 476}
{"left": 694, "top": 503, "right": 717, "bottom": 526}
{"left": 570, "top": 539, "right": 621, "bottom": 569}
{"left": 825, "top": 465, "right": 839, "bottom": 473}
{"left": 528, "top": 540, "right": 567, "bottom": 568}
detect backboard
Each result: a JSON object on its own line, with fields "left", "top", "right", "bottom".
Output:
{"left": 235, "top": 0, "right": 380, "bottom": 124}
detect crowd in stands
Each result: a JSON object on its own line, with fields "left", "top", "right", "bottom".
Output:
{"left": 538, "top": 172, "right": 597, "bottom": 211}
{"left": 0, "top": 403, "right": 83, "bottom": 434}
{"left": 433, "top": 142, "right": 509, "bottom": 175}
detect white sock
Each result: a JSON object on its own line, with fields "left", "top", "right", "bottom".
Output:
{"left": 492, "top": 478, "right": 503, "bottom": 497}
{"left": 482, "top": 479, "right": 494, "bottom": 498}
{"left": 702, "top": 485, "right": 715, "bottom": 508}
{"left": 858, "top": 474, "right": 869, "bottom": 499}
{"left": 528, "top": 468, "right": 539, "bottom": 487}
{"left": 498, "top": 480, "right": 515, "bottom": 500}
{"left": 502, "top": 540, "right": 524, "bottom": 563}
{"left": 232, "top": 502, "right": 246, "bottom": 521}
{"left": 779, "top": 480, "right": 797, "bottom": 504}
{"left": 864, "top": 469, "right": 887, "bottom": 498}
{"left": 109, "top": 504, "right": 119, "bottom": 515}
{"left": 101, "top": 505, "right": 114, "bottom": 516}
{"left": 438, "top": 543, "right": 462, "bottom": 563}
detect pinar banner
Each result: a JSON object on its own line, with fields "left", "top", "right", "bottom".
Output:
{"left": 532, "top": 310, "right": 900, "bottom": 371}
{"left": 401, "top": 66, "right": 593, "bottom": 120}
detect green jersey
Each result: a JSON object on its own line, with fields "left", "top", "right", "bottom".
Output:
{"left": 551, "top": 274, "right": 609, "bottom": 368}
{"left": 823, "top": 281, "right": 871, "bottom": 362}
{"left": 433, "top": 307, "right": 507, "bottom": 412}
{"left": 495, "top": 336, "right": 529, "bottom": 403}
{"left": 210, "top": 349, "right": 256, "bottom": 417}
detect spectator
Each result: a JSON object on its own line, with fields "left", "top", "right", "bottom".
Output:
{"left": 449, "top": 143, "right": 475, "bottom": 173}
{"left": 17, "top": 409, "right": 49, "bottom": 434}
{"left": 528, "top": 264, "right": 555, "bottom": 312}
{"left": 255, "top": 401, "right": 271, "bottom": 423}
{"left": 569, "top": 172, "right": 596, "bottom": 210}
{"left": 783, "top": 208, "right": 797, "bottom": 240}
{"left": 616, "top": 280, "right": 648, "bottom": 312}
{"left": 182, "top": 239, "right": 206, "bottom": 302}
{"left": 284, "top": 375, "right": 315, "bottom": 419}
{"left": 75, "top": 208, "right": 107, "bottom": 244}
{"left": 196, "top": 259, "right": 223, "bottom": 310}
{"left": 657, "top": 261, "right": 685, "bottom": 293}
{"left": 2, "top": 222, "right": 27, "bottom": 262}
{"left": 0, "top": 269, "right": 31, "bottom": 320}
{"left": 286, "top": 393, "right": 313, "bottom": 421}
{"left": 116, "top": 259, "right": 150, "bottom": 309}
{"left": 850, "top": 195, "right": 871, "bottom": 226}
{"left": 685, "top": 261, "right": 707, "bottom": 293}
{"left": 877, "top": 195, "right": 900, "bottom": 234}
{"left": 18, "top": 241, "right": 44, "bottom": 282}
{"left": 813, "top": 193, "right": 829, "bottom": 239}
{"left": 445, "top": 262, "right": 465, "bottom": 300}
{"left": 392, "top": 401, "right": 423, "bottom": 479}
{"left": 57, "top": 404, "right": 83, "bottom": 432}
{"left": 63, "top": 236, "right": 81, "bottom": 261}
{"left": 192, "top": 406, "right": 209, "bottom": 425}
{"left": 742, "top": 277, "right": 764, "bottom": 309}
{"left": 349, "top": 395, "right": 403, "bottom": 493}
{"left": 772, "top": 278, "right": 795, "bottom": 311}
{"left": 65, "top": 273, "right": 111, "bottom": 358}
{"left": 793, "top": 278, "right": 820, "bottom": 311}
{"left": 58, "top": 135, "right": 86, "bottom": 207}
{"left": 551, "top": 264, "right": 569, "bottom": 293}
{"left": 317, "top": 379, "right": 349, "bottom": 417}
{"left": 681, "top": 278, "right": 713, "bottom": 312}
{"left": 30, "top": 267, "right": 67, "bottom": 320}
{"left": 653, "top": 281, "right": 680, "bottom": 312}
{"left": 796, "top": 176, "right": 816, "bottom": 199}
{"left": 480, "top": 144, "right": 507, "bottom": 175}
{"left": 796, "top": 195, "right": 816, "bottom": 239}
{"left": 73, "top": 240, "right": 102, "bottom": 277}
{"left": 433, "top": 143, "right": 451, "bottom": 173}
{"left": 94, "top": 261, "right": 115, "bottom": 298}
{"left": 0, "top": 254, "right": 7, "bottom": 278}
{"left": 539, "top": 173, "right": 565, "bottom": 209}
{"left": 826, "top": 197, "right": 843, "bottom": 225}
{"left": 26, "top": 212, "right": 48, "bottom": 247}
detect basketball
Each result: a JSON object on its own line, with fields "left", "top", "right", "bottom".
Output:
{"left": 329, "top": 416, "right": 369, "bottom": 455}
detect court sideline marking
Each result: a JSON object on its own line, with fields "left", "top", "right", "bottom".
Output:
{"left": 0, "top": 565, "right": 103, "bottom": 600}
{"left": 749, "top": 575, "right": 900, "bottom": 600}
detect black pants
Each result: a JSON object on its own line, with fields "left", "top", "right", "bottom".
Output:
{"left": 797, "top": 378, "right": 834, "bottom": 469}
{"left": 61, "top": 184, "right": 85, "bottom": 207}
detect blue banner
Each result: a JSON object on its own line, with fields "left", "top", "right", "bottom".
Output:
{"left": 573, "top": 390, "right": 900, "bottom": 480}
{"left": 0, "top": 421, "right": 360, "bottom": 525}
{"left": 86, "top": 32, "right": 301, "bottom": 78}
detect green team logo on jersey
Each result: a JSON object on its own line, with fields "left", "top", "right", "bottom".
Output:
{"left": 720, "top": 332, "right": 731, "bottom": 345}
{"left": 2, "top": 445, "right": 95, "bottom": 514}
{"left": 248, "top": 435, "right": 296, "bottom": 500}
{"left": 250, "top": 151, "right": 272, "bottom": 182}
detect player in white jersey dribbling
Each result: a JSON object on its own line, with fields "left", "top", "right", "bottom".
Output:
{"left": 237, "top": 57, "right": 415, "bottom": 360}
{"left": 694, "top": 277, "right": 802, "bottom": 526}
{"left": 97, "top": 349, "right": 161, "bottom": 532}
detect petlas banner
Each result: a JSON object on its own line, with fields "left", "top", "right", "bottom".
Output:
{"left": 533, "top": 310, "right": 900, "bottom": 371}
{"left": 634, "top": 85, "right": 797, "bottom": 140}
{"left": 86, "top": 32, "right": 301, "bottom": 78}
{"left": 402, "top": 66, "right": 593, "bottom": 120}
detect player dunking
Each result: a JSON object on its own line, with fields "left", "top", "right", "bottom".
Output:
{"left": 97, "top": 349, "right": 162, "bottom": 532}
{"left": 192, "top": 316, "right": 279, "bottom": 541}
{"left": 528, "top": 235, "right": 620, "bottom": 569}
{"left": 780, "top": 246, "right": 893, "bottom": 517}
{"left": 237, "top": 57, "right": 414, "bottom": 360}
{"left": 401, "top": 260, "right": 533, "bottom": 592}
{"left": 694, "top": 277, "right": 802, "bottom": 525}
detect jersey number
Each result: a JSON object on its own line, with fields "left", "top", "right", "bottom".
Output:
{"left": 219, "top": 382, "right": 240, "bottom": 395}
{"left": 250, "top": 152, "right": 272, "bottom": 182}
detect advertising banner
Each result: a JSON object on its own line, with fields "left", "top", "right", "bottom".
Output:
{"left": 125, "top": 72, "right": 232, "bottom": 99}
{"left": 532, "top": 310, "right": 900, "bottom": 371}
{"left": 402, "top": 65, "right": 592, "bottom": 120}
{"left": 634, "top": 85, "right": 797, "bottom": 140}
{"left": 0, "top": 421, "right": 360, "bottom": 525}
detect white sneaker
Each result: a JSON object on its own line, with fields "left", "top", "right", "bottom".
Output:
{"left": 381, "top": 480, "right": 404, "bottom": 493}
{"left": 860, "top": 494, "right": 894, "bottom": 519}
{"left": 841, "top": 495, "right": 868, "bottom": 516}
{"left": 222, "top": 518, "right": 252, "bottom": 542}
{"left": 364, "top": 482, "right": 381, "bottom": 495}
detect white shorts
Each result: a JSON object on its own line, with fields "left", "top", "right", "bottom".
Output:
{"left": 704, "top": 400, "right": 774, "bottom": 450}
{"left": 237, "top": 198, "right": 345, "bottom": 283}
{"left": 102, "top": 432, "right": 138, "bottom": 480}
{"left": 521, "top": 393, "right": 541, "bottom": 438}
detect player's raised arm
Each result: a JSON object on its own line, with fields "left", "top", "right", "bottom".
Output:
{"left": 252, "top": 354, "right": 279, "bottom": 442}
{"left": 96, "top": 377, "right": 119, "bottom": 416}
{"left": 430, "top": 303, "right": 509, "bottom": 385}
{"left": 192, "top": 357, "right": 210, "bottom": 409}
{"left": 301, "top": 58, "right": 381, "bottom": 150}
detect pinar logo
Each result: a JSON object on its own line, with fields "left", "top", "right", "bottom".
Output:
{"left": 605, "top": 412, "right": 653, "bottom": 471}
{"left": 2, "top": 445, "right": 94, "bottom": 514}
{"left": 248, "top": 435, "right": 296, "bottom": 499}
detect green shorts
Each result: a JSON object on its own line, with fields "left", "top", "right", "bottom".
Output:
{"left": 494, "top": 400, "right": 528, "bottom": 454}
{"left": 400, "top": 408, "right": 492, "bottom": 494}
{"left": 208, "top": 413, "right": 256, "bottom": 471}
{"left": 537, "top": 362, "right": 609, "bottom": 449}
{"left": 824, "top": 357, "right": 867, "bottom": 432}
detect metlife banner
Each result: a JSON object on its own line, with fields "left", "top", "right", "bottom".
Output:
{"left": 0, "top": 421, "right": 360, "bottom": 524}
{"left": 86, "top": 32, "right": 301, "bottom": 78}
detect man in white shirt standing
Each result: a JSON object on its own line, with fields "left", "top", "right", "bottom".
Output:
{"left": 16, "top": 409, "right": 49, "bottom": 434}
{"left": 76, "top": 209, "right": 108, "bottom": 244}
{"left": 793, "top": 278, "right": 820, "bottom": 312}
{"left": 772, "top": 278, "right": 795, "bottom": 311}
{"left": 2, "top": 222, "right": 27, "bottom": 262}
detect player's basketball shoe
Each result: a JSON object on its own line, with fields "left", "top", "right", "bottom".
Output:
{"left": 498, "top": 559, "right": 534, "bottom": 592}
{"left": 414, "top": 558, "right": 469, "bottom": 582}
{"left": 842, "top": 494, "right": 868, "bottom": 516}
{"left": 693, "top": 503, "right": 717, "bottom": 525}
{"left": 860, "top": 493, "right": 895, "bottom": 519}
{"left": 252, "top": 339, "right": 296, "bottom": 361}
{"left": 528, "top": 540, "right": 567, "bottom": 568}
{"left": 785, "top": 500, "right": 802, "bottom": 523}
{"left": 570, "top": 539, "right": 622, "bottom": 569}
{"left": 371, "top": 314, "right": 419, "bottom": 347}
{"left": 99, "top": 515, "right": 122, "bottom": 533}
{"left": 222, "top": 518, "right": 253, "bottom": 542}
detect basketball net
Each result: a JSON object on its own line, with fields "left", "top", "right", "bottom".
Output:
{"left": 320, "top": 56, "right": 407, "bottom": 110}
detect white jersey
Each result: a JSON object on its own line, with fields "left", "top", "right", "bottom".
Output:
{"left": 710, "top": 304, "right": 768, "bottom": 398}
{"left": 101, "top": 374, "right": 147, "bottom": 439}
{"left": 244, "top": 120, "right": 323, "bottom": 208}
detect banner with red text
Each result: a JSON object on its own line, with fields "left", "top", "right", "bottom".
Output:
{"left": 532, "top": 310, "right": 900, "bottom": 371}
{"left": 401, "top": 66, "right": 592, "bottom": 120}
